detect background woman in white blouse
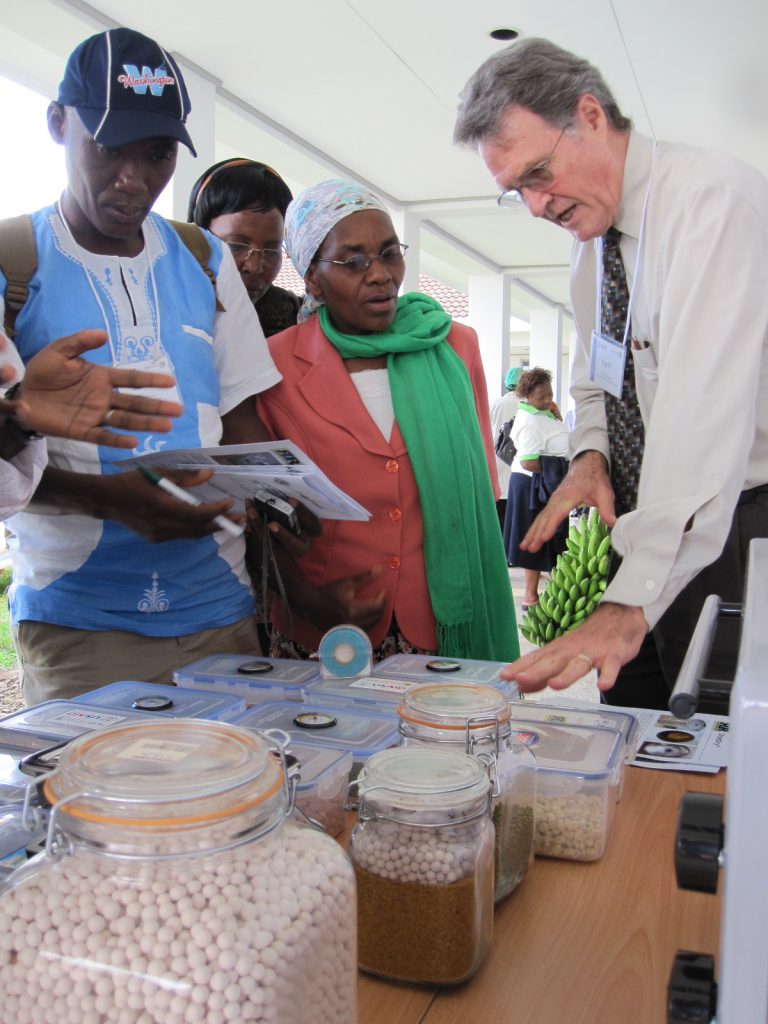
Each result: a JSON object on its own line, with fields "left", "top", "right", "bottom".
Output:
{"left": 503, "top": 368, "right": 570, "bottom": 611}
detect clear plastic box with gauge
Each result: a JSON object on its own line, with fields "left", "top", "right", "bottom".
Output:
{"left": 373, "top": 652, "right": 521, "bottom": 693}
{"left": 71, "top": 680, "right": 246, "bottom": 721}
{"left": 231, "top": 700, "right": 399, "bottom": 779}
{"left": 0, "top": 701, "right": 147, "bottom": 754}
{"left": 173, "top": 653, "right": 321, "bottom": 705}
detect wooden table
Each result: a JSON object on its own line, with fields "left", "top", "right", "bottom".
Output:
{"left": 351, "top": 766, "right": 725, "bottom": 1024}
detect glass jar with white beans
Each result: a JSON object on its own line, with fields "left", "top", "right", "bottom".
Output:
{"left": 397, "top": 683, "right": 536, "bottom": 901}
{"left": 350, "top": 746, "right": 494, "bottom": 985}
{"left": 0, "top": 719, "right": 356, "bottom": 1024}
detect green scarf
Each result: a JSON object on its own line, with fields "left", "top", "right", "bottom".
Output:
{"left": 319, "top": 292, "right": 519, "bottom": 661}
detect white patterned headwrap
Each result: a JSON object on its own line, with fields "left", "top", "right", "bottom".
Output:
{"left": 284, "top": 178, "right": 390, "bottom": 321}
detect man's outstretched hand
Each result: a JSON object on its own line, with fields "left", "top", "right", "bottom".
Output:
{"left": 501, "top": 602, "right": 648, "bottom": 694}
{"left": 4, "top": 330, "right": 181, "bottom": 448}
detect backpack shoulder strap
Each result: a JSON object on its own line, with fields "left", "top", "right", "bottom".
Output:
{"left": 168, "top": 219, "right": 225, "bottom": 312}
{"left": 0, "top": 214, "right": 37, "bottom": 339}
{"left": 0, "top": 216, "right": 227, "bottom": 339}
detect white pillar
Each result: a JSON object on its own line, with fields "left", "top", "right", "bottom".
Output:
{"left": 170, "top": 57, "right": 219, "bottom": 222}
{"left": 561, "top": 320, "right": 577, "bottom": 413}
{"left": 388, "top": 208, "right": 420, "bottom": 294}
{"left": 529, "top": 307, "right": 564, "bottom": 406}
{"left": 468, "top": 273, "right": 513, "bottom": 402}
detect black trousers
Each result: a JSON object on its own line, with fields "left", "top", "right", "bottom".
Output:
{"left": 496, "top": 497, "right": 507, "bottom": 535}
{"left": 604, "top": 485, "right": 768, "bottom": 710}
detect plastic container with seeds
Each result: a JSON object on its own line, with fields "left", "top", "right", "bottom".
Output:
{"left": 349, "top": 746, "right": 494, "bottom": 985}
{"left": 285, "top": 742, "right": 353, "bottom": 837}
{"left": 509, "top": 700, "right": 636, "bottom": 798}
{"left": 397, "top": 683, "right": 535, "bottom": 900}
{"left": 509, "top": 720, "right": 623, "bottom": 861}
{"left": 0, "top": 719, "right": 356, "bottom": 1024}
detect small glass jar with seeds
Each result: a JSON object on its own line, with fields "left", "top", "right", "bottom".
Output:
{"left": 397, "top": 683, "right": 536, "bottom": 901}
{"left": 349, "top": 747, "right": 494, "bottom": 984}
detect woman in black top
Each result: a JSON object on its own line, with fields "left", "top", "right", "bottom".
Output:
{"left": 188, "top": 158, "right": 301, "bottom": 337}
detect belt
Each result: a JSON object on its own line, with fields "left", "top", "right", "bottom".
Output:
{"left": 737, "top": 483, "right": 768, "bottom": 506}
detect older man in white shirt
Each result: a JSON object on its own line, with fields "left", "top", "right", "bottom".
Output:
{"left": 455, "top": 37, "right": 768, "bottom": 706}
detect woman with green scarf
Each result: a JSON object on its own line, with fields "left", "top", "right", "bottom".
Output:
{"left": 255, "top": 178, "right": 519, "bottom": 662}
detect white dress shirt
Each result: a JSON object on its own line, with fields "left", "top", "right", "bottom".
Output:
{"left": 569, "top": 130, "right": 768, "bottom": 627}
{"left": 490, "top": 390, "right": 519, "bottom": 493}
{"left": 0, "top": 335, "right": 47, "bottom": 520}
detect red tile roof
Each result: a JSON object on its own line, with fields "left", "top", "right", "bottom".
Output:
{"left": 273, "top": 257, "right": 304, "bottom": 294}
{"left": 418, "top": 275, "right": 468, "bottom": 318}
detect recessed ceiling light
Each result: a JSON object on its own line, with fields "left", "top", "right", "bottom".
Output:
{"left": 490, "top": 28, "right": 519, "bottom": 41}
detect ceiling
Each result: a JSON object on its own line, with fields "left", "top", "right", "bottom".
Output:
{"left": 1, "top": 0, "right": 766, "bottom": 322}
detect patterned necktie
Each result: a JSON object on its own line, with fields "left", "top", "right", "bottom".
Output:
{"left": 601, "top": 227, "right": 645, "bottom": 517}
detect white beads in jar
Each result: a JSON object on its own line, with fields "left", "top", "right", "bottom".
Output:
{"left": 0, "top": 821, "right": 354, "bottom": 1024}
{"left": 353, "top": 819, "right": 478, "bottom": 884}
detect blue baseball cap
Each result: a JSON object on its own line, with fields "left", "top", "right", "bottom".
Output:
{"left": 57, "top": 28, "right": 196, "bottom": 155}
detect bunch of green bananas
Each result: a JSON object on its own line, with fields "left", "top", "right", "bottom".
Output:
{"left": 520, "top": 509, "right": 611, "bottom": 647}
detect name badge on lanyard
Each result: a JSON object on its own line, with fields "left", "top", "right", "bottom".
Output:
{"left": 590, "top": 330, "right": 627, "bottom": 399}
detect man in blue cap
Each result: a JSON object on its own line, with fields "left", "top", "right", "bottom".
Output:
{"left": 4, "top": 27, "right": 282, "bottom": 703}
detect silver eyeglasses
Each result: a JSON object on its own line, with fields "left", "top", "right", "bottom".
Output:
{"left": 225, "top": 241, "right": 283, "bottom": 269}
{"left": 497, "top": 127, "right": 567, "bottom": 208}
{"left": 314, "top": 243, "right": 408, "bottom": 273}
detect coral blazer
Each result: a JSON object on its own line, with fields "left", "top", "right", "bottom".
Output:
{"left": 256, "top": 315, "right": 499, "bottom": 652}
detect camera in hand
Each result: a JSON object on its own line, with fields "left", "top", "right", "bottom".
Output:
{"left": 251, "top": 491, "right": 301, "bottom": 535}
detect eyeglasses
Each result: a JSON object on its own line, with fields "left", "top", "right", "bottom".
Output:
{"left": 314, "top": 242, "right": 408, "bottom": 274}
{"left": 497, "top": 127, "right": 567, "bottom": 208}
{"left": 225, "top": 241, "right": 283, "bottom": 270}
